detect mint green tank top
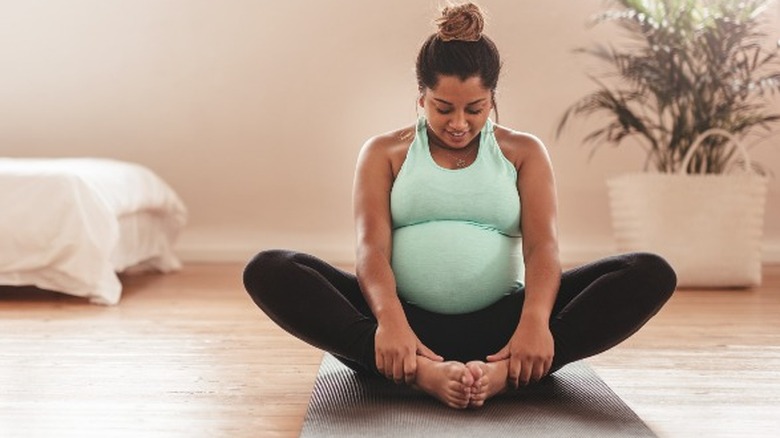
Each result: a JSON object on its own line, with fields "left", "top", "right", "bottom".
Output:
{"left": 390, "top": 117, "right": 525, "bottom": 314}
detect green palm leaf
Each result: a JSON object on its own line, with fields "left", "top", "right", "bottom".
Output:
{"left": 558, "top": 0, "right": 780, "bottom": 173}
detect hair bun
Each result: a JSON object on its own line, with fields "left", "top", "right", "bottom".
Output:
{"left": 436, "top": 3, "right": 484, "bottom": 42}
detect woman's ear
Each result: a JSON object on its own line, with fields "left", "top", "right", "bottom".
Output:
{"left": 418, "top": 92, "right": 425, "bottom": 108}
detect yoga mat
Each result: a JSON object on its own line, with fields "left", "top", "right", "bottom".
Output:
{"left": 300, "top": 354, "right": 656, "bottom": 437}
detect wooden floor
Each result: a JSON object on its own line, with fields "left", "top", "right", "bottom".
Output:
{"left": 1, "top": 264, "right": 779, "bottom": 438}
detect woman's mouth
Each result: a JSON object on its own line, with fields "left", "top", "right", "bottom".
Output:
{"left": 447, "top": 130, "right": 468, "bottom": 142}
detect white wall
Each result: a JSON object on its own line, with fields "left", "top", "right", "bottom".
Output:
{"left": 1, "top": 0, "right": 778, "bottom": 265}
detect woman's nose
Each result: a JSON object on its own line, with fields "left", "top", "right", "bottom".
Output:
{"left": 449, "top": 112, "right": 468, "bottom": 130}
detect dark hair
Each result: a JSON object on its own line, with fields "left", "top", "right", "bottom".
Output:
{"left": 415, "top": 3, "right": 502, "bottom": 117}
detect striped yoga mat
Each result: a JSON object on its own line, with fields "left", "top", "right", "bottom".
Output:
{"left": 300, "top": 354, "right": 656, "bottom": 437}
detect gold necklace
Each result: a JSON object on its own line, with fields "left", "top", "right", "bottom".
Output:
{"left": 436, "top": 145, "right": 477, "bottom": 168}
{"left": 430, "top": 137, "right": 479, "bottom": 168}
{"left": 427, "top": 126, "right": 479, "bottom": 168}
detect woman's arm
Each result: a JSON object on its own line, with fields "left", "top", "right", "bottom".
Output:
{"left": 353, "top": 134, "right": 442, "bottom": 384}
{"left": 488, "top": 130, "right": 561, "bottom": 387}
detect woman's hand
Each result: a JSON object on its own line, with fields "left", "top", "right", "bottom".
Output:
{"left": 375, "top": 318, "right": 443, "bottom": 384}
{"left": 486, "top": 315, "right": 554, "bottom": 388}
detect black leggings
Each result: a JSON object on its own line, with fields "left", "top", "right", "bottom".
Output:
{"left": 243, "top": 250, "right": 676, "bottom": 377}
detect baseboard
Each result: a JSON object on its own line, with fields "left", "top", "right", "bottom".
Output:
{"left": 175, "top": 230, "right": 356, "bottom": 265}
{"left": 559, "top": 241, "right": 780, "bottom": 265}
{"left": 762, "top": 241, "right": 780, "bottom": 264}
{"left": 177, "top": 244, "right": 355, "bottom": 266}
{"left": 558, "top": 242, "right": 616, "bottom": 267}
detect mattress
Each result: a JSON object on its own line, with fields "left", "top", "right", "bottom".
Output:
{"left": 0, "top": 158, "right": 187, "bottom": 304}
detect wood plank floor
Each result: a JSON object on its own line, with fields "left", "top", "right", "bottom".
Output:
{"left": 1, "top": 263, "right": 778, "bottom": 437}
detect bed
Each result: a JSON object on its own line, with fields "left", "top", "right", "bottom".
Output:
{"left": 0, "top": 158, "right": 188, "bottom": 305}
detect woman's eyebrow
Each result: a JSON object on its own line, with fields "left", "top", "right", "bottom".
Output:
{"left": 433, "top": 97, "right": 487, "bottom": 106}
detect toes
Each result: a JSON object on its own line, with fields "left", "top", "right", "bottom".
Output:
{"left": 425, "top": 361, "right": 477, "bottom": 410}
{"left": 446, "top": 380, "right": 472, "bottom": 401}
{"left": 469, "top": 386, "right": 484, "bottom": 403}
{"left": 466, "top": 362, "right": 484, "bottom": 382}
{"left": 468, "top": 389, "right": 486, "bottom": 409}
{"left": 448, "top": 400, "right": 469, "bottom": 409}
{"left": 446, "top": 390, "right": 470, "bottom": 409}
{"left": 466, "top": 362, "right": 489, "bottom": 390}
{"left": 460, "top": 370, "right": 474, "bottom": 387}
{"left": 468, "top": 399, "right": 485, "bottom": 409}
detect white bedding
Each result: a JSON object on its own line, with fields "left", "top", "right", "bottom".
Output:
{"left": 0, "top": 158, "right": 187, "bottom": 304}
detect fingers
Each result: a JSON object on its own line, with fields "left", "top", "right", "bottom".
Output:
{"left": 507, "top": 358, "right": 536, "bottom": 388}
{"left": 518, "top": 360, "right": 534, "bottom": 386}
{"left": 377, "top": 358, "right": 396, "bottom": 382}
{"left": 507, "top": 356, "right": 553, "bottom": 388}
{"left": 403, "top": 353, "right": 417, "bottom": 385}
{"left": 507, "top": 357, "right": 522, "bottom": 389}
{"left": 392, "top": 357, "right": 406, "bottom": 384}
{"left": 376, "top": 349, "right": 419, "bottom": 383}
{"left": 536, "top": 357, "right": 552, "bottom": 381}
{"left": 527, "top": 356, "right": 553, "bottom": 383}
{"left": 417, "top": 343, "right": 443, "bottom": 362}
{"left": 376, "top": 351, "right": 397, "bottom": 381}
{"left": 486, "top": 348, "right": 509, "bottom": 362}
{"left": 376, "top": 353, "right": 385, "bottom": 377}
{"left": 381, "top": 354, "right": 409, "bottom": 383}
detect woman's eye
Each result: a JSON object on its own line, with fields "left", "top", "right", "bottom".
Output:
{"left": 435, "top": 107, "right": 483, "bottom": 115}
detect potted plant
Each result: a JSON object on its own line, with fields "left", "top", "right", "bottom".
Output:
{"left": 557, "top": 0, "right": 780, "bottom": 287}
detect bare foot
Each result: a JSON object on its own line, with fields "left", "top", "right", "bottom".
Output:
{"left": 465, "top": 360, "right": 509, "bottom": 407}
{"left": 414, "top": 356, "right": 473, "bottom": 409}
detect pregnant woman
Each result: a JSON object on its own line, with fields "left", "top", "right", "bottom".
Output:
{"left": 243, "top": 2, "right": 676, "bottom": 409}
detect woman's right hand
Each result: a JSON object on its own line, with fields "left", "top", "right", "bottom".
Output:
{"left": 375, "top": 318, "right": 443, "bottom": 384}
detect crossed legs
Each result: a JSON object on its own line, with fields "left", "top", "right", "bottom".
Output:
{"left": 243, "top": 250, "right": 676, "bottom": 408}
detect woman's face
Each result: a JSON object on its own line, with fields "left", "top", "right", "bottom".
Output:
{"left": 419, "top": 75, "right": 493, "bottom": 149}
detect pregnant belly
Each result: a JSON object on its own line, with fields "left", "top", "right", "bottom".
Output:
{"left": 391, "top": 221, "right": 524, "bottom": 314}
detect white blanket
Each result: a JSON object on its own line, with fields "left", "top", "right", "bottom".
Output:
{"left": 0, "top": 158, "right": 187, "bottom": 304}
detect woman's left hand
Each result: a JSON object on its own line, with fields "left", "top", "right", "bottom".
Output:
{"left": 486, "top": 316, "right": 554, "bottom": 388}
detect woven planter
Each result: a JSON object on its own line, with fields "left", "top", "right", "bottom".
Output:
{"left": 607, "top": 129, "right": 769, "bottom": 287}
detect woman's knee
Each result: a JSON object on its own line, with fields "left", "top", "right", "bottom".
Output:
{"left": 242, "top": 249, "right": 298, "bottom": 301}
{"left": 631, "top": 252, "right": 678, "bottom": 299}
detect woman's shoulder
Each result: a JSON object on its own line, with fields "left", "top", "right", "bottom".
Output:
{"left": 358, "top": 125, "right": 416, "bottom": 175}
{"left": 492, "top": 123, "right": 549, "bottom": 168}
{"left": 362, "top": 125, "right": 416, "bottom": 153}
{"left": 493, "top": 123, "right": 545, "bottom": 151}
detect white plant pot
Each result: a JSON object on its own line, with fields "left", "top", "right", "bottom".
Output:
{"left": 606, "top": 129, "right": 770, "bottom": 288}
